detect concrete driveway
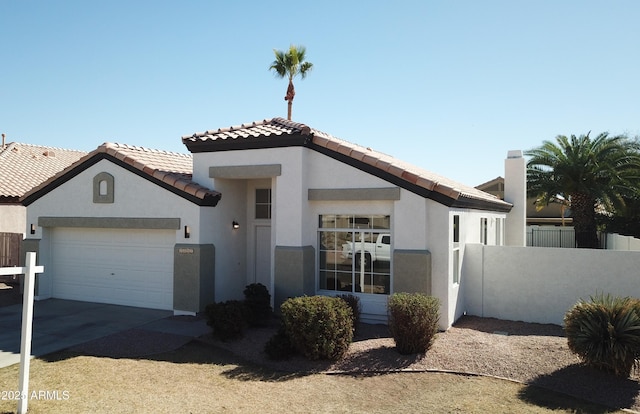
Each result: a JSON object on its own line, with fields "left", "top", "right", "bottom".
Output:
{"left": 0, "top": 299, "right": 209, "bottom": 368}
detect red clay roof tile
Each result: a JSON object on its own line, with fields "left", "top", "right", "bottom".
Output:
{"left": 182, "top": 117, "right": 511, "bottom": 209}
{"left": 0, "top": 143, "right": 87, "bottom": 201}
{"left": 21, "top": 142, "right": 219, "bottom": 205}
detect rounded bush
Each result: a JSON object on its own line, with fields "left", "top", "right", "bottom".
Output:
{"left": 388, "top": 293, "right": 440, "bottom": 355}
{"left": 280, "top": 296, "right": 353, "bottom": 360}
{"left": 564, "top": 294, "right": 640, "bottom": 377}
{"left": 204, "top": 300, "right": 247, "bottom": 341}
{"left": 243, "top": 283, "right": 273, "bottom": 327}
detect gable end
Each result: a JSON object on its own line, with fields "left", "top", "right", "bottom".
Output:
{"left": 22, "top": 153, "right": 221, "bottom": 207}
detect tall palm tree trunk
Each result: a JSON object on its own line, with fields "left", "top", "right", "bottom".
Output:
{"left": 285, "top": 79, "right": 295, "bottom": 120}
{"left": 571, "top": 192, "right": 599, "bottom": 248}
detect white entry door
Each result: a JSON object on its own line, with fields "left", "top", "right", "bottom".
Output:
{"left": 254, "top": 225, "right": 271, "bottom": 288}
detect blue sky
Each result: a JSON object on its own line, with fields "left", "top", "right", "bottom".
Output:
{"left": 1, "top": 1, "right": 638, "bottom": 186}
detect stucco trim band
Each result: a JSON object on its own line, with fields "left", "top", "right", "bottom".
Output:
{"left": 38, "top": 217, "right": 181, "bottom": 230}
{"left": 308, "top": 187, "right": 400, "bottom": 201}
{"left": 209, "top": 164, "right": 282, "bottom": 179}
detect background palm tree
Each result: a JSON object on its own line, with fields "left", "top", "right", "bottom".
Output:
{"left": 526, "top": 132, "right": 640, "bottom": 248}
{"left": 269, "top": 45, "right": 313, "bottom": 120}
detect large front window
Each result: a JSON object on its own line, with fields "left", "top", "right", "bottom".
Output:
{"left": 318, "top": 214, "right": 391, "bottom": 295}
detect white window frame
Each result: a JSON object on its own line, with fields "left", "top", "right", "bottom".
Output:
{"left": 495, "top": 217, "right": 504, "bottom": 246}
{"left": 452, "top": 214, "right": 460, "bottom": 284}
{"left": 255, "top": 188, "right": 272, "bottom": 219}
{"left": 317, "top": 214, "right": 391, "bottom": 295}
{"left": 480, "top": 217, "right": 488, "bottom": 245}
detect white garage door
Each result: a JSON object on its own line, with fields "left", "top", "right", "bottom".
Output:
{"left": 51, "top": 227, "right": 174, "bottom": 310}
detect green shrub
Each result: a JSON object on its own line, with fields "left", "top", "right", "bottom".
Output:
{"left": 243, "top": 283, "right": 273, "bottom": 327}
{"left": 388, "top": 293, "right": 440, "bottom": 355}
{"left": 264, "top": 324, "right": 296, "bottom": 360}
{"left": 338, "top": 294, "right": 362, "bottom": 333}
{"left": 564, "top": 294, "right": 640, "bottom": 377}
{"left": 280, "top": 296, "right": 353, "bottom": 360}
{"left": 204, "top": 300, "right": 247, "bottom": 341}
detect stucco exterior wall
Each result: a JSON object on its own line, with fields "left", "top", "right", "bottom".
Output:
{"left": 192, "top": 146, "right": 403, "bottom": 312}
{"left": 192, "top": 146, "right": 508, "bottom": 327}
{"left": 429, "top": 206, "right": 507, "bottom": 329}
{"left": 463, "top": 245, "right": 640, "bottom": 325}
{"left": 26, "top": 159, "right": 203, "bottom": 242}
{"left": 0, "top": 205, "right": 26, "bottom": 234}
{"left": 207, "top": 178, "right": 247, "bottom": 302}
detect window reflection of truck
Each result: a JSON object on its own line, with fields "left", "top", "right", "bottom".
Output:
{"left": 341, "top": 234, "right": 391, "bottom": 269}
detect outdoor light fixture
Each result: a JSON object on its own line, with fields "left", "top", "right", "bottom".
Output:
{"left": 184, "top": 225, "right": 190, "bottom": 238}
{"left": 232, "top": 221, "right": 240, "bottom": 230}
{"left": 30, "top": 224, "right": 36, "bottom": 235}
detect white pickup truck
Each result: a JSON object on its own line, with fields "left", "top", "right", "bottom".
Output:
{"left": 341, "top": 233, "right": 391, "bottom": 269}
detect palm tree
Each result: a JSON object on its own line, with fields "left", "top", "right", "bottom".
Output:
{"left": 526, "top": 132, "right": 640, "bottom": 248}
{"left": 269, "top": 45, "right": 313, "bottom": 120}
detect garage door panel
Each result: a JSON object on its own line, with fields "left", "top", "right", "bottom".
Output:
{"left": 51, "top": 228, "right": 174, "bottom": 310}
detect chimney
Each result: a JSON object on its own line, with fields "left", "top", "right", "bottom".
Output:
{"left": 1, "top": 133, "right": 5, "bottom": 149}
{"left": 504, "top": 150, "right": 526, "bottom": 246}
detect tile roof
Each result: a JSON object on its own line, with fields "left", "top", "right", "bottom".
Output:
{"left": 183, "top": 118, "right": 512, "bottom": 211}
{"left": 0, "top": 143, "right": 87, "bottom": 202}
{"left": 22, "top": 143, "right": 221, "bottom": 206}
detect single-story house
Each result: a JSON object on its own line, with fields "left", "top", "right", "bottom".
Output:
{"left": 0, "top": 140, "right": 85, "bottom": 267}
{"left": 22, "top": 118, "right": 522, "bottom": 329}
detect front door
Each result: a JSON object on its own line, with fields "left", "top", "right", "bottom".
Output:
{"left": 254, "top": 225, "right": 271, "bottom": 288}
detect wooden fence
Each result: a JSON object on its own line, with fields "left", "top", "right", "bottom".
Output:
{"left": 0, "top": 232, "right": 21, "bottom": 267}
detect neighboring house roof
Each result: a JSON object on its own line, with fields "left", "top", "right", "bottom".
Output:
{"left": 183, "top": 118, "right": 512, "bottom": 212}
{"left": 475, "top": 176, "right": 572, "bottom": 224}
{"left": 0, "top": 142, "right": 87, "bottom": 203}
{"left": 21, "top": 143, "right": 221, "bottom": 206}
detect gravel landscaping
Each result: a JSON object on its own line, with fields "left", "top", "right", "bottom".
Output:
{"left": 203, "top": 315, "right": 640, "bottom": 412}
{"left": 3, "top": 287, "right": 638, "bottom": 411}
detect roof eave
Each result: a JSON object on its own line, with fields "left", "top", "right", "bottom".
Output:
{"left": 182, "top": 133, "right": 308, "bottom": 153}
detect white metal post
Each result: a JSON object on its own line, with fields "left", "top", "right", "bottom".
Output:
{"left": 17, "top": 252, "right": 44, "bottom": 414}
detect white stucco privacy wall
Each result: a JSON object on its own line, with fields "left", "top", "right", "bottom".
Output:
{"left": 463, "top": 244, "right": 640, "bottom": 325}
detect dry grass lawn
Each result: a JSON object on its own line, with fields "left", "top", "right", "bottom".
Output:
{"left": 0, "top": 341, "right": 625, "bottom": 414}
